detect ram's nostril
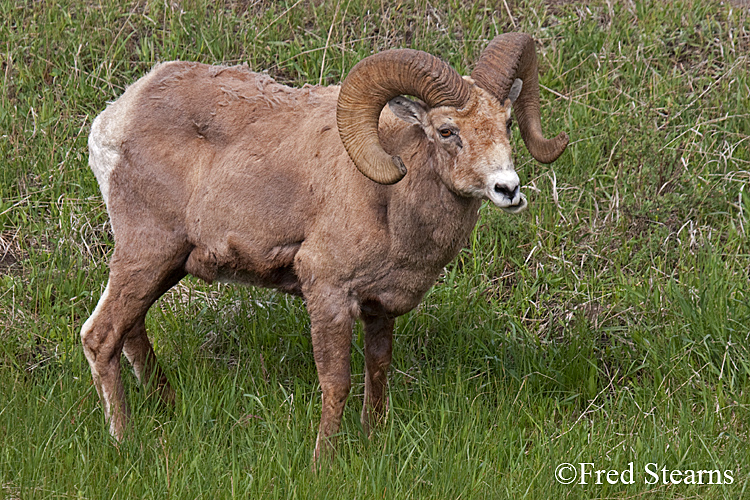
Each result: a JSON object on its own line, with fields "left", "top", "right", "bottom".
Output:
{"left": 494, "top": 183, "right": 519, "bottom": 199}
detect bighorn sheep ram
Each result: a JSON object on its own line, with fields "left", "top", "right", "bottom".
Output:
{"left": 81, "top": 33, "right": 567, "bottom": 462}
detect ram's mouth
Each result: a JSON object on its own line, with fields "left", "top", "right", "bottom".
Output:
{"left": 499, "top": 192, "right": 527, "bottom": 214}
{"left": 487, "top": 178, "right": 527, "bottom": 213}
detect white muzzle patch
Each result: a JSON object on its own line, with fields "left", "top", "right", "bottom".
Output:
{"left": 486, "top": 169, "right": 527, "bottom": 213}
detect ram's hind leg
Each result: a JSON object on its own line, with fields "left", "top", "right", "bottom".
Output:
{"left": 81, "top": 242, "right": 187, "bottom": 440}
{"left": 81, "top": 282, "right": 128, "bottom": 439}
{"left": 121, "top": 298, "right": 179, "bottom": 406}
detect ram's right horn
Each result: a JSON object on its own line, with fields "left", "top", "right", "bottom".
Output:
{"left": 337, "top": 49, "right": 471, "bottom": 184}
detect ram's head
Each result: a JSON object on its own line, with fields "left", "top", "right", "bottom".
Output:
{"left": 337, "top": 33, "right": 568, "bottom": 213}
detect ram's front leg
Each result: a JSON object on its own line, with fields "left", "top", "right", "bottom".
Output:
{"left": 361, "top": 313, "right": 394, "bottom": 436}
{"left": 306, "top": 291, "right": 355, "bottom": 467}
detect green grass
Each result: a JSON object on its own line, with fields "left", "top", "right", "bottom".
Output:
{"left": 2, "top": 0, "right": 749, "bottom": 498}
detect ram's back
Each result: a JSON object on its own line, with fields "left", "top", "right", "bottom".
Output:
{"left": 87, "top": 62, "right": 393, "bottom": 293}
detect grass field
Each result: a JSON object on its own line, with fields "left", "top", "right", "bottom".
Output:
{"left": 1, "top": 0, "right": 749, "bottom": 498}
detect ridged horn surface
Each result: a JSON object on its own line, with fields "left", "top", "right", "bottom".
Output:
{"left": 471, "top": 33, "right": 568, "bottom": 164}
{"left": 337, "top": 49, "right": 470, "bottom": 184}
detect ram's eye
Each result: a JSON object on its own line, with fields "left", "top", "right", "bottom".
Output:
{"left": 439, "top": 128, "right": 453, "bottom": 138}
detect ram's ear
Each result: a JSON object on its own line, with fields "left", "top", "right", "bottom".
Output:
{"left": 504, "top": 79, "right": 523, "bottom": 120}
{"left": 508, "top": 78, "right": 523, "bottom": 104}
{"left": 388, "top": 96, "right": 429, "bottom": 126}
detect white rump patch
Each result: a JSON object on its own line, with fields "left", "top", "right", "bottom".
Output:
{"left": 88, "top": 65, "right": 164, "bottom": 209}
{"left": 88, "top": 114, "right": 119, "bottom": 207}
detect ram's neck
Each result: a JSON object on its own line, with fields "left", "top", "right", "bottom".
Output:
{"left": 384, "top": 127, "right": 482, "bottom": 273}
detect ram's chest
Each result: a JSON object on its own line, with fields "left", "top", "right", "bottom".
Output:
{"left": 354, "top": 232, "right": 473, "bottom": 317}
{"left": 359, "top": 265, "right": 443, "bottom": 317}
{"left": 351, "top": 202, "right": 481, "bottom": 317}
